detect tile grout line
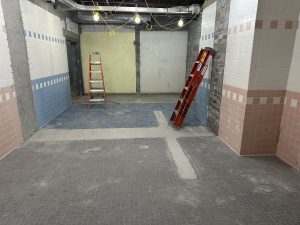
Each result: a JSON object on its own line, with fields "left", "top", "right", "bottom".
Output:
{"left": 154, "top": 111, "right": 197, "bottom": 180}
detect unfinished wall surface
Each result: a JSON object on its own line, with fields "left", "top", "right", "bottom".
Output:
{"left": 207, "top": 0, "right": 231, "bottom": 133}
{"left": 140, "top": 31, "right": 187, "bottom": 93}
{"left": 277, "top": 11, "right": 300, "bottom": 169}
{"left": 0, "top": 0, "right": 23, "bottom": 157}
{"left": 186, "top": 17, "right": 201, "bottom": 79}
{"left": 1, "top": 0, "right": 37, "bottom": 139}
{"left": 81, "top": 25, "right": 136, "bottom": 94}
{"left": 194, "top": 2, "right": 216, "bottom": 125}
{"left": 20, "top": 0, "right": 71, "bottom": 127}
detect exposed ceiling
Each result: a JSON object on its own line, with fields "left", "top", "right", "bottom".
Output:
{"left": 72, "top": 0, "right": 204, "bottom": 8}
{"left": 57, "top": 0, "right": 205, "bottom": 28}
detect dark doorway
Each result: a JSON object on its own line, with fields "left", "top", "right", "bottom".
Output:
{"left": 66, "top": 40, "right": 83, "bottom": 96}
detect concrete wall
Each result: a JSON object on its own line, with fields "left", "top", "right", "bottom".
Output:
{"left": 186, "top": 17, "right": 202, "bottom": 79}
{"left": 1, "top": 0, "right": 37, "bottom": 139}
{"left": 20, "top": 0, "right": 71, "bottom": 127}
{"left": 80, "top": 25, "right": 136, "bottom": 94}
{"left": 140, "top": 31, "right": 187, "bottom": 93}
{"left": 0, "top": 0, "right": 23, "bottom": 158}
{"left": 207, "top": 0, "right": 231, "bottom": 133}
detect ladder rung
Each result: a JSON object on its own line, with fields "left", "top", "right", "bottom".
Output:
{"left": 91, "top": 61, "right": 101, "bottom": 65}
{"left": 90, "top": 80, "right": 102, "bottom": 83}
{"left": 90, "top": 71, "right": 101, "bottom": 73}
{"left": 90, "top": 89, "right": 104, "bottom": 93}
{"left": 170, "top": 47, "right": 215, "bottom": 128}
{"left": 90, "top": 98, "right": 105, "bottom": 102}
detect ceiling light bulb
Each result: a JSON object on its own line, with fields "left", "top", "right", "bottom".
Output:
{"left": 93, "top": 12, "right": 100, "bottom": 22}
{"left": 134, "top": 13, "right": 141, "bottom": 24}
{"left": 178, "top": 18, "right": 184, "bottom": 27}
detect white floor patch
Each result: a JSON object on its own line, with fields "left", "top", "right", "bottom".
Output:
{"left": 30, "top": 111, "right": 212, "bottom": 180}
{"left": 166, "top": 138, "right": 197, "bottom": 180}
{"left": 154, "top": 111, "right": 169, "bottom": 127}
{"left": 155, "top": 111, "right": 197, "bottom": 180}
{"left": 30, "top": 126, "right": 213, "bottom": 141}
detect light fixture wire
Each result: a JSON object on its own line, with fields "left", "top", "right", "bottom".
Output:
{"left": 80, "top": 0, "right": 209, "bottom": 32}
{"left": 144, "top": 0, "right": 209, "bottom": 31}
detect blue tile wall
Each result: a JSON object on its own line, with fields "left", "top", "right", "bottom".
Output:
{"left": 32, "top": 73, "right": 71, "bottom": 127}
{"left": 24, "top": 30, "right": 66, "bottom": 44}
{"left": 193, "top": 78, "right": 210, "bottom": 125}
{"left": 201, "top": 32, "right": 215, "bottom": 41}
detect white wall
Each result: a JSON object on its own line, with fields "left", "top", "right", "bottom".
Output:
{"left": 20, "top": 0, "right": 68, "bottom": 80}
{"left": 249, "top": 0, "right": 300, "bottom": 90}
{"left": 199, "top": 2, "right": 216, "bottom": 80}
{"left": 223, "top": 0, "right": 258, "bottom": 90}
{"left": 287, "top": 12, "right": 300, "bottom": 92}
{"left": 199, "top": 2, "right": 216, "bottom": 50}
{"left": 140, "top": 31, "right": 188, "bottom": 93}
{"left": 19, "top": 0, "right": 71, "bottom": 127}
{"left": 0, "top": 0, "right": 13, "bottom": 88}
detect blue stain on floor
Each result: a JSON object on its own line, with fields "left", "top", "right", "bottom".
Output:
{"left": 45, "top": 103, "right": 205, "bottom": 129}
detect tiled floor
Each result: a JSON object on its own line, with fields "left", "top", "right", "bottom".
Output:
{"left": 1, "top": 97, "right": 300, "bottom": 225}
{"left": 1, "top": 137, "right": 300, "bottom": 225}
{"left": 45, "top": 103, "right": 204, "bottom": 129}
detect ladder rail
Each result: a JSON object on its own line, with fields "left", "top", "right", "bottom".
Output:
{"left": 172, "top": 49, "right": 205, "bottom": 113}
{"left": 175, "top": 51, "right": 210, "bottom": 127}
{"left": 88, "top": 51, "right": 107, "bottom": 108}
{"left": 170, "top": 47, "right": 215, "bottom": 128}
{"left": 176, "top": 56, "right": 212, "bottom": 127}
{"left": 99, "top": 55, "right": 107, "bottom": 105}
{"left": 171, "top": 50, "right": 205, "bottom": 122}
{"left": 88, "top": 53, "right": 92, "bottom": 108}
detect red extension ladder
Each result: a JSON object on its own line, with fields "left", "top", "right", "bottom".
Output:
{"left": 170, "top": 47, "right": 215, "bottom": 128}
{"left": 88, "top": 51, "right": 107, "bottom": 108}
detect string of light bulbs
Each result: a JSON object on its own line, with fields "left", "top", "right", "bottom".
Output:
{"left": 143, "top": 0, "right": 209, "bottom": 30}
{"left": 89, "top": 0, "right": 209, "bottom": 34}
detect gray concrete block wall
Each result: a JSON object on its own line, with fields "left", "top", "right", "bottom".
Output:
{"left": 1, "top": 0, "right": 37, "bottom": 140}
{"left": 186, "top": 17, "right": 202, "bottom": 77}
{"left": 1, "top": 0, "right": 71, "bottom": 140}
{"left": 207, "top": 0, "right": 231, "bottom": 134}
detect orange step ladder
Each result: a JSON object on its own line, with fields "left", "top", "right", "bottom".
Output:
{"left": 88, "top": 51, "right": 107, "bottom": 108}
{"left": 170, "top": 47, "right": 215, "bottom": 128}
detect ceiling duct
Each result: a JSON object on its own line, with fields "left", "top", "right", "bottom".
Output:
{"left": 76, "top": 12, "right": 151, "bottom": 24}
{"left": 57, "top": 0, "right": 200, "bottom": 14}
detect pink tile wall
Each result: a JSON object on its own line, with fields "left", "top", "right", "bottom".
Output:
{"left": 0, "top": 86, "right": 23, "bottom": 158}
{"left": 219, "top": 84, "right": 285, "bottom": 156}
{"left": 219, "top": 84, "right": 247, "bottom": 154}
{"left": 277, "top": 91, "right": 300, "bottom": 170}
{"left": 241, "top": 90, "right": 285, "bottom": 155}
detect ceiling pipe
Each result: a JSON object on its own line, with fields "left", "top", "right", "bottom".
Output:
{"left": 77, "top": 12, "right": 151, "bottom": 23}
{"left": 57, "top": 0, "right": 200, "bottom": 14}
